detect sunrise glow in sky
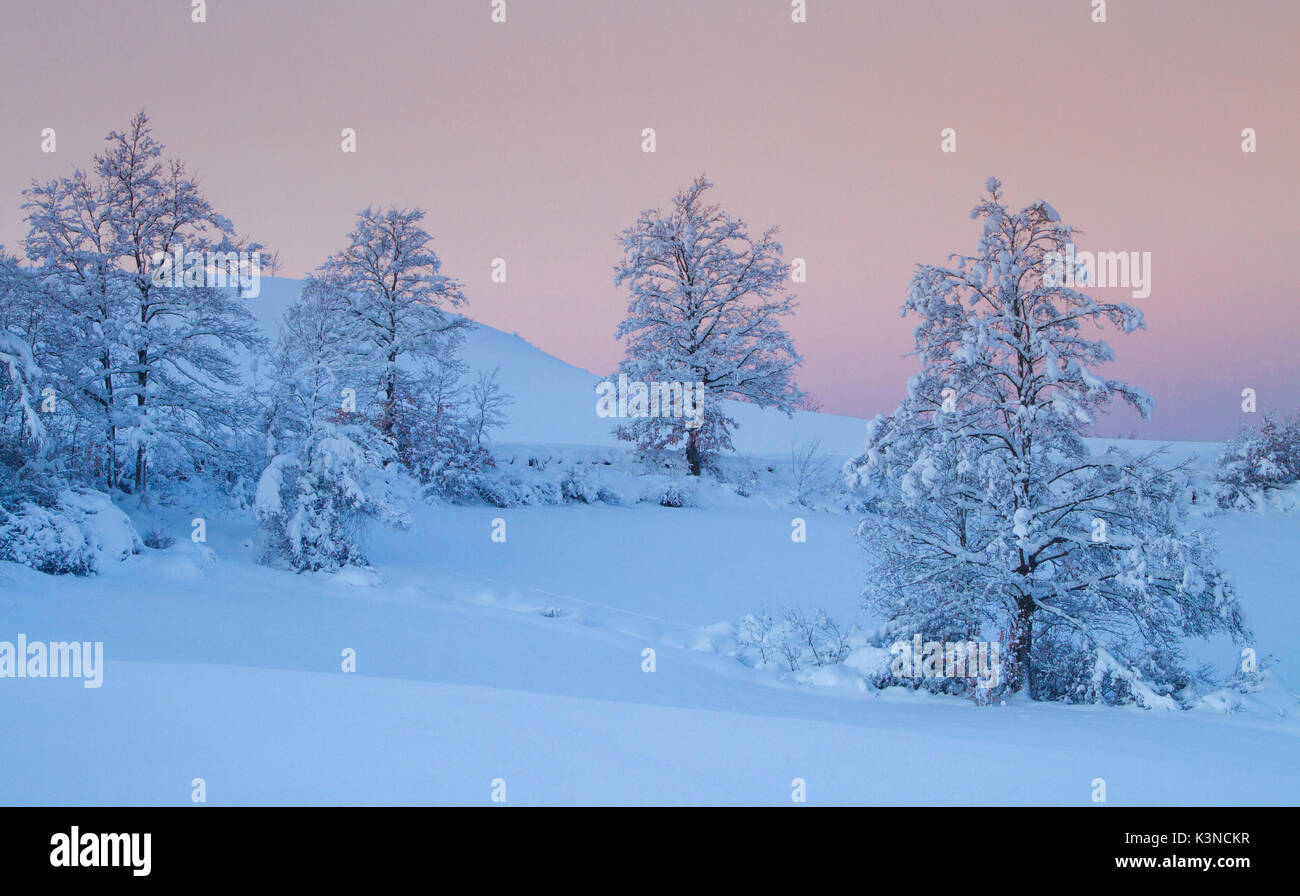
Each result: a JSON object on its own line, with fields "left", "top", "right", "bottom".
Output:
{"left": 2, "top": 0, "right": 1296, "bottom": 439}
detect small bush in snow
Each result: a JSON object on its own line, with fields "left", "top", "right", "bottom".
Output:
{"left": 0, "top": 489, "right": 141, "bottom": 575}
{"left": 143, "top": 526, "right": 176, "bottom": 550}
{"left": 651, "top": 480, "right": 697, "bottom": 508}
{"left": 738, "top": 607, "right": 852, "bottom": 672}
{"left": 555, "top": 467, "right": 623, "bottom": 506}
{"left": 467, "top": 470, "right": 538, "bottom": 508}
{"left": 256, "top": 423, "right": 408, "bottom": 573}
{"left": 789, "top": 440, "right": 831, "bottom": 506}
{"left": 730, "top": 459, "right": 760, "bottom": 498}
{"left": 1215, "top": 410, "right": 1300, "bottom": 508}
{"left": 560, "top": 467, "right": 600, "bottom": 504}
{"left": 0, "top": 500, "right": 97, "bottom": 575}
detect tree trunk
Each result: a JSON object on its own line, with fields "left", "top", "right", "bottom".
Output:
{"left": 1005, "top": 595, "right": 1035, "bottom": 698}
{"left": 685, "top": 429, "right": 702, "bottom": 476}
{"left": 135, "top": 347, "right": 148, "bottom": 494}
{"left": 103, "top": 358, "right": 116, "bottom": 492}
{"left": 105, "top": 423, "right": 115, "bottom": 492}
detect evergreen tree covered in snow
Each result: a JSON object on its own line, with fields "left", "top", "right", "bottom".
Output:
{"left": 255, "top": 288, "right": 407, "bottom": 572}
{"left": 846, "top": 179, "right": 1248, "bottom": 706}
{"left": 614, "top": 176, "right": 804, "bottom": 475}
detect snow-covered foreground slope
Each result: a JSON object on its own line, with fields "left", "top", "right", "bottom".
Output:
{"left": 1, "top": 492, "right": 1297, "bottom": 805}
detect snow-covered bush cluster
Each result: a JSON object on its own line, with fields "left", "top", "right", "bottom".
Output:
{"left": 559, "top": 466, "right": 623, "bottom": 505}
{"left": 1214, "top": 410, "right": 1300, "bottom": 509}
{"left": 438, "top": 446, "right": 701, "bottom": 509}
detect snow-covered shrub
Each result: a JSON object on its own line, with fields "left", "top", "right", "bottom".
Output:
{"left": 1025, "top": 633, "right": 1187, "bottom": 708}
{"left": 560, "top": 466, "right": 599, "bottom": 504}
{"left": 1221, "top": 652, "right": 1271, "bottom": 696}
{"left": 1215, "top": 410, "right": 1300, "bottom": 508}
{"left": 531, "top": 478, "right": 563, "bottom": 506}
{"left": 861, "top": 613, "right": 993, "bottom": 698}
{"left": 790, "top": 440, "right": 831, "bottom": 506}
{"left": 648, "top": 480, "right": 697, "bottom": 508}
{"left": 467, "top": 469, "right": 538, "bottom": 507}
{"left": 730, "top": 458, "right": 760, "bottom": 497}
{"left": 413, "top": 438, "right": 496, "bottom": 503}
{"left": 559, "top": 466, "right": 622, "bottom": 505}
{"left": 0, "top": 326, "right": 145, "bottom": 575}
{"left": 0, "top": 489, "right": 141, "bottom": 575}
{"left": 142, "top": 525, "right": 176, "bottom": 550}
{"left": 58, "top": 489, "right": 143, "bottom": 563}
{"left": 595, "top": 485, "right": 624, "bottom": 505}
{"left": 256, "top": 422, "right": 407, "bottom": 573}
{"left": 0, "top": 501, "right": 96, "bottom": 574}
{"left": 737, "top": 607, "right": 852, "bottom": 672}
{"left": 391, "top": 357, "right": 499, "bottom": 503}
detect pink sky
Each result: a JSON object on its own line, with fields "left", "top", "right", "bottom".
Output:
{"left": 2, "top": 0, "right": 1296, "bottom": 439}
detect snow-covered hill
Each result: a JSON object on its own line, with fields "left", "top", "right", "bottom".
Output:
{"left": 250, "top": 277, "right": 874, "bottom": 455}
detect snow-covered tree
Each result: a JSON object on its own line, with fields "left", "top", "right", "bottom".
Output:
{"left": 845, "top": 179, "right": 1248, "bottom": 705}
{"left": 20, "top": 166, "right": 131, "bottom": 490}
{"left": 388, "top": 343, "right": 491, "bottom": 500}
{"left": 0, "top": 254, "right": 128, "bottom": 575}
{"left": 1215, "top": 410, "right": 1300, "bottom": 508}
{"left": 22, "top": 111, "right": 265, "bottom": 494}
{"left": 302, "top": 206, "right": 467, "bottom": 455}
{"left": 255, "top": 288, "right": 407, "bottom": 572}
{"left": 0, "top": 253, "right": 50, "bottom": 465}
{"left": 614, "top": 176, "right": 804, "bottom": 475}
{"left": 468, "top": 367, "right": 512, "bottom": 447}
{"left": 0, "top": 309, "right": 53, "bottom": 508}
